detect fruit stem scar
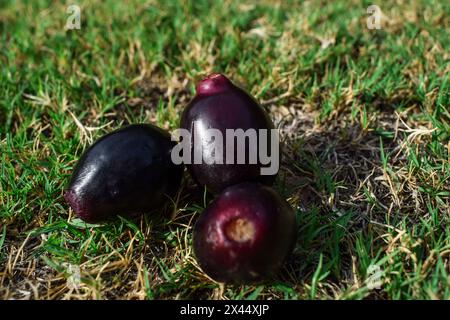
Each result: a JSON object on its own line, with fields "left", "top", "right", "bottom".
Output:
{"left": 225, "top": 218, "right": 255, "bottom": 242}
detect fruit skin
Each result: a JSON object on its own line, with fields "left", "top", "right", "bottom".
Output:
{"left": 64, "top": 124, "right": 183, "bottom": 223}
{"left": 180, "top": 73, "right": 277, "bottom": 193}
{"left": 193, "top": 182, "right": 297, "bottom": 284}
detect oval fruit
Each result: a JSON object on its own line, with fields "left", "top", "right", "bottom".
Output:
{"left": 180, "top": 73, "right": 278, "bottom": 193}
{"left": 193, "top": 182, "right": 297, "bottom": 283}
{"left": 64, "top": 124, "right": 183, "bottom": 223}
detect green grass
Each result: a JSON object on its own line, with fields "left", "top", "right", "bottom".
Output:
{"left": 1, "top": 0, "right": 449, "bottom": 299}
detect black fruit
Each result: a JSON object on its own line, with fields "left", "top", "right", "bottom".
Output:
{"left": 180, "top": 73, "right": 278, "bottom": 193}
{"left": 193, "top": 182, "right": 297, "bottom": 284}
{"left": 64, "top": 124, "right": 183, "bottom": 223}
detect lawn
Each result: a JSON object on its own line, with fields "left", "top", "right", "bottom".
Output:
{"left": 0, "top": 0, "right": 449, "bottom": 299}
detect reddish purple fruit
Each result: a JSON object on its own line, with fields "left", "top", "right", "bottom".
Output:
{"left": 193, "top": 182, "right": 297, "bottom": 283}
{"left": 64, "top": 124, "right": 183, "bottom": 223}
{"left": 180, "top": 73, "right": 277, "bottom": 193}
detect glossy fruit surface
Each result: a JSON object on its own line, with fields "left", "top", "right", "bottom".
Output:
{"left": 193, "top": 182, "right": 297, "bottom": 283}
{"left": 64, "top": 124, "right": 183, "bottom": 223}
{"left": 180, "top": 73, "right": 277, "bottom": 193}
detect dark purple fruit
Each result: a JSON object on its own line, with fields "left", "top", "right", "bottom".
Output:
{"left": 180, "top": 73, "right": 277, "bottom": 193}
{"left": 64, "top": 124, "right": 183, "bottom": 223}
{"left": 193, "top": 182, "right": 297, "bottom": 284}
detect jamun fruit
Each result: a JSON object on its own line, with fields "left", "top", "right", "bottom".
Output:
{"left": 64, "top": 124, "right": 183, "bottom": 223}
{"left": 180, "top": 73, "right": 278, "bottom": 193}
{"left": 193, "top": 182, "right": 297, "bottom": 283}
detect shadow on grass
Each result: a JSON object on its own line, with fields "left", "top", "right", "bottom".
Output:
{"left": 274, "top": 119, "right": 398, "bottom": 298}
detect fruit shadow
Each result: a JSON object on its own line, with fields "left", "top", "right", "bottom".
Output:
{"left": 274, "top": 121, "right": 394, "bottom": 290}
